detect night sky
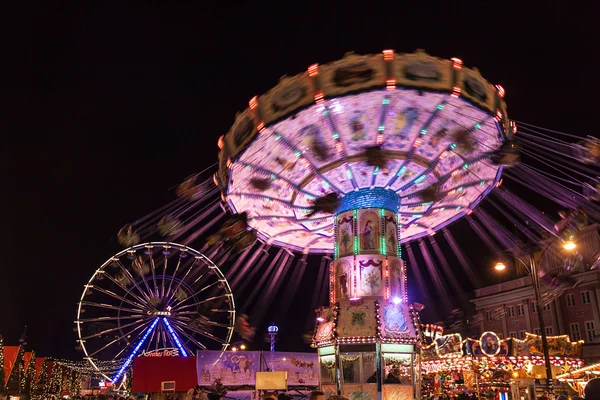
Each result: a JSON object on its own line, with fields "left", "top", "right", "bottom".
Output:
{"left": 1, "top": 3, "right": 597, "bottom": 358}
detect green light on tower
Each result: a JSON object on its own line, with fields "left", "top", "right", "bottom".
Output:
{"left": 353, "top": 209, "right": 358, "bottom": 255}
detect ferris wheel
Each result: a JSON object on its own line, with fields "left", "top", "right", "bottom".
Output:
{"left": 75, "top": 242, "right": 235, "bottom": 382}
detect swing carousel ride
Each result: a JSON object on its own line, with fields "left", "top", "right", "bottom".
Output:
{"left": 80, "top": 50, "right": 600, "bottom": 390}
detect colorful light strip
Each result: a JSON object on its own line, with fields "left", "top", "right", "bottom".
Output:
{"left": 112, "top": 317, "right": 159, "bottom": 383}
{"left": 162, "top": 317, "right": 188, "bottom": 357}
{"left": 380, "top": 208, "right": 386, "bottom": 255}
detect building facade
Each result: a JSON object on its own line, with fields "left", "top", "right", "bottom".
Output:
{"left": 471, "top": 226, "right": 600, "bottom": 363}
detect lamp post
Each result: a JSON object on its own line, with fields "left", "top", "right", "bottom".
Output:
{"left": 494, "top": 239, "right": 576, "bottom": 391}
{"left": 267, "top": 324, "right": 278, "bottom": 352}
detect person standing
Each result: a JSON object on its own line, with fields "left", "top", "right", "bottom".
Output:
{"left": 466, "top": 391, "right": 478, "bottom": 400}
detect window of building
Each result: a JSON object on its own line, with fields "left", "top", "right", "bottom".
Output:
{"left": 517, "top": 304, "right": 525, "bottom": 316}
{"left": 532, "top": 302, "right": 538, "bottom": 313}
{"left": 566, "top": 293, "right": 575, "bottom": 307}
{"left": 545, "top": 326, "right": 553, "bottom": 335}
{"left": 509, "top": 331, "right": 517, "bottom": 338}
{"left": 581, "top": 290, "right": 591, "bottom": 305}
{"left": 570, "top": 323, "right": 581, "bottom": 341}
{"left": 507, "top": 306, "right": 515, "bottom": 318}
{"left": 485, "top": 311, "right": 492, "bottom": 321}
{"left": 586, "top": 321, "right": 596, "bottom": 342}
{"left": 534, "top": 328, "right": 541, "bottom": 335}
{"left": 518, "top": 331, "right": 526, "bottom": 339}
{"left": 543, "top": 303, "right": 551, "bottom": 311}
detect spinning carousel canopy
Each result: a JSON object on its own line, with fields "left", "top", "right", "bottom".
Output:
{"left": 217, "top": 50, "right": 511, "bottom": 253}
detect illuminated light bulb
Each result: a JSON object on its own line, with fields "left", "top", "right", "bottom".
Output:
{"left": 494, "top": 262, "right": 507, "bottom": 271}
{"left": 240, "top": 344, "right": 246, "bottom": 350}
{"left": 451, "top": 58, "right": 463, "bottom": 70}
{"left": 563, "top": 240, "right": 577, "bottom": 251}
{"left": 392, "top": 297, "right": 402, "bottom": 305}
{"left": 231, "top": 347, "right": 238, "bottom": 352}
{"left": 495, "top": 85, "right": 506, "bottom": 98}
{"left": 316, "top": 316, "right": 325, "bottom": 322}
{"left": 249, "top": 96, "right": 259, "bottom": 110}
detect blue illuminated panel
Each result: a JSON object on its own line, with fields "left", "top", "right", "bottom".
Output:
{"left": 337, "top": 188, "right": 401, "bottom": 214}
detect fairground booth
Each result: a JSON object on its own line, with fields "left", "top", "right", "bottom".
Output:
{"left": 421, "top": 329, "right": 583, "bottom": 398}
{"left": 132, "top": 349, "right": 319, "bottom": 399}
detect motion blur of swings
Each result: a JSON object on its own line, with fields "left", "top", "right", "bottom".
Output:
{"left": 306, "top": 193, "right": 340, "bottom": 217}
{"left": 206, "top": 212, "right": 257, "bottom": 253}
{"left": 234, "top": 313, "right": 256, "bottom": 341}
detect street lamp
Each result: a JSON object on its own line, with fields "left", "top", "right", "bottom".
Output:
{"left": 493, "top": 239, "right": 576, "bottom": 391}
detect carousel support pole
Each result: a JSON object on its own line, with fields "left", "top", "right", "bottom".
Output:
{"left": 376, "top": 342, "right": 382, "bottom": 400}
{"left": 335, "top": 345, "right": 342, "bottom": 396}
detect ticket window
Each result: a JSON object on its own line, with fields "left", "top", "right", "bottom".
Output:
{"left": 382, "top": 353, "right": 413, "bottom": 385}
{"left": 319, "top": 355, "right": 337, "bottom": 384}
{"left": 340, "top": 352, "right": 376, "bottom": 384}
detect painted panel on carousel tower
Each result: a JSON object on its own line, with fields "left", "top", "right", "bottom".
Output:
{"left": 389, "top": 258, "right": 405, "bottom": 300}
{"left": 337, "top": 302, "right": 377, "bottom": 337}
{"left": 356, "top": 256, "right": 384, "bottom": 297}
{"left": 383, "top": 210, "right": 398, "bottom": 256}
{"left": 358, "top": 209, "right": 380, "bottom": 254}
{"left": 380, "top": 302, "right": 414, "bottom": 339}
{"left": 336, "top": 211, "right": 354, "bottom": 258}
{"left": 336, "top": 259, "right": 353, "bottom": 300}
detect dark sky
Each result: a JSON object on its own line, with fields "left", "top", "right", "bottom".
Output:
{"left": 1, "top": 3, "right": 597, "bottom": 358}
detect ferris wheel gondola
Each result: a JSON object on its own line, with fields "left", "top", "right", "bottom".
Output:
{"left": 75, "top": 242, "right": 235, "bottom": 383}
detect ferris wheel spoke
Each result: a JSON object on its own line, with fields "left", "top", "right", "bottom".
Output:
{"left": 100, "top": 271, "right": 152, "bottom": 309}
{"left": 168, "top": 319, "right": 208, "bottom": 350}
{"left": 166, "top": 258, "right": 199, "bottom": 306}
{"left": 90, "top": 285, "right": 149, "bottom": 311}
{"left": 111, "top": 320, "right": 157, "bottom": 359}
{"left": 170, "top": 317, "right": 227, "bottom": 345}
{"left": 80, "top": 318, "right": 151, "bottom": 340}
{"left": 80, "top": 301, "right": 145, "bottom": 314}
{"left": 86, "top": 318, "right": 153, "bottom": 358}
{"left": 173, "top": 294, "right": 230, "bottom": 312}
{"left": 161, "top": 252, "right": 168, "bottom": 298}
{"left": 115, "top": 260, "right": 153, "bottom": 303}
{"left": 175, "top": 315, "right": 232, "bottom": 328}
{"left": 148, "top": 248, "right": 160, "bottom": 297}
{"left": 132, "top": 256, "right": 156, "bottom": 299}
{"left": 172, "top": 280, "right": 221, "bottom": 308}
{"left": 78, "top": 314, "right": 147, "bottom": 323}
{"left": 164, "top": 255, "right": 184, "bottom": 303}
